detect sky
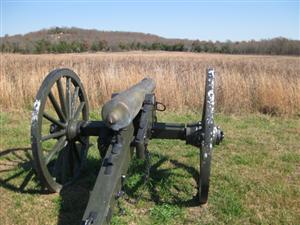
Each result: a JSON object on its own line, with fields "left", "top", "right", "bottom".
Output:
{"left": 1, "top": 0, "right": 299, "bottom": 41}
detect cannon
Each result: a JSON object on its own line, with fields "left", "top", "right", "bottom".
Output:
{"left": 31, "top": 68, "right": 224, "bottom": 225}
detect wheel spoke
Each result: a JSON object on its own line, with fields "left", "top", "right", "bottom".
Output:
{"left": 56, "top": 79, "right": 68, "bottom": 118}
{"left": 43, "top": 112, "right": 66, "bottom": 128}
{"left": 45, "top": 136, "right": 67, "bottom": 165}
{"left": 73, "top": 102, "right": 85, "bottom": 120}
{"left": 48, "top": 91, "right": 66, "bottom": 122}
{"left": 71, "top": 86, "right": 79, "bottom": 118}
{"left": 66, "top": 77, "right": 72, "bottom": 119}
{"left": 31, "top": 69, "right": 89, "bottom": 191}
{"left": 41, "top": 129, "right": 66, "bottom": 142}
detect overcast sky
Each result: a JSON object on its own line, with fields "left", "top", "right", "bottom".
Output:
{"left": 1, "top": 0, "right": 299, "bottom": 41}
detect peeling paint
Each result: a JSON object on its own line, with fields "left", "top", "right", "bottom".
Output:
{"left": 31, "top": 99, "right": 41, "bottom": 123}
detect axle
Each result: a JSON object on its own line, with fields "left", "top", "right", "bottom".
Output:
{"left": 79, "top": 120, "right": 224, "bottom": 147}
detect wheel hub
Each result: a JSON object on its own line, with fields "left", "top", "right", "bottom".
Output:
{"left": 66, "top": 120, "right": 81, "bottom": 141}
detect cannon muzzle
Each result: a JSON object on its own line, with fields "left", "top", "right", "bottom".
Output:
{"left": 101, "top": 78, "right": 156, "bottom": 130}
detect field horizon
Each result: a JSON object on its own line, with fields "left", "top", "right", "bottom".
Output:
{"left": 1, "top": 52, "right": 299, "bottom": 116}
{"left": 2, "top": 27, "right": 299, "bottom": 55}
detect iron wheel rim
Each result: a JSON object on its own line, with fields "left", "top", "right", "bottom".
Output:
{"left": 31, "top": 68, "right": 89, "bottom": 192}
{"left": 199, "top": 68, "right": 215, "bottom": 204}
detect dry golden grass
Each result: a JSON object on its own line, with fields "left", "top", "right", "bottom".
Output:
{"left": 1, "top": 52, "right": 299, "bottom": 116}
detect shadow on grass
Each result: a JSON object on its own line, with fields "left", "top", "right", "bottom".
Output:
{"left": 56, "top": 151, "right": 201, "bottom": 224}
{"left": 56, "top": 156, "right": 101, "bottom": 225}
{"left": 0, "top": 148, "right": 200, "bottom": 224}
{"left": 0, "top": 146, "right": 101, "bottom": 225}
{"left": 124, "top": 152, "right": 200, "bottom": 208}
{"left": 58, "top": 154, "right": 199, "bottom": 225}
{"left": 0, "top": 147, "right": 47, "bottom": 194}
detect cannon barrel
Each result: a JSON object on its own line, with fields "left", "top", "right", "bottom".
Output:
{"left": 101, "top": 78, "right": 156, "bottom": 130}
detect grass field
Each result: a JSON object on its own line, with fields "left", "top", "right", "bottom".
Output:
{"left": 1, "top": 52, "right": 300, "bottom": 116}
{"left": 0, "top": 110, "right": 299, "bottom": 225}
{"left": 0, "top": 52, "right": 299, "bottom": 224}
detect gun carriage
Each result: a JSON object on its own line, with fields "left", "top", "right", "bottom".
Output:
{"left": 31, "top": 68, "right": 224, "bottom": 225}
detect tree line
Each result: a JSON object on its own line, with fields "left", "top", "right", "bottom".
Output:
{"left": 1, "top": 37, "right": 299, "bottom": 55}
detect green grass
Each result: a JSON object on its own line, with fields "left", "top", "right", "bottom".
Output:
{"left": 0, "top": 111, "right": 299, "bottom": 225}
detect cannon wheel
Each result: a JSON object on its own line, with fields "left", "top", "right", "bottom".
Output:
{"left": 31, "top": 68, "right": 89, "bottom": 192}
{"left": 199, "top": 69, "right": 215, "bottom": 204}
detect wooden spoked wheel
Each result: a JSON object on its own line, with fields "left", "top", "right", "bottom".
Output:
{"left": 199, "top": 68, "right": 215, "bottom": 204}
{"left": 31, "top": 68, "right": 89, "bottom": 192}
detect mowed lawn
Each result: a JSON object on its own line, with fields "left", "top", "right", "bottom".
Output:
{"left": 0, "top": 111, "right": 299, "bottom": 225}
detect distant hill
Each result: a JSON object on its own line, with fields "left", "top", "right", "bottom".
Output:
{"left": 1, "top": 27, "right": 299, "bottom": 55}
{"left": 2, "top": 27, "right": 189, "bottom": 45}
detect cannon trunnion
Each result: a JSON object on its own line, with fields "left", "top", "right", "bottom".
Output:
{"left": 30, "top": 68, "right": 224, "bottom": 225}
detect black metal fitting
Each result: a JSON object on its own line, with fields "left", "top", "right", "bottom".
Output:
{"left": 213, "top": 126, "right": 224, "bottom": 145}
{"left": 112, "top": 132, "right": 123, "bottom": 154}
{"left": 116, "top": 174, "right": 126, "bottom": 199}
{"left": 186, "top": 122, "right": 203, "bottom": 147}
{"left": 186, "top": 123, "right": 224, "bottom": 147}
{"left": 104, "top": 155, "right": 113, "bottom": 175}
{"left": 82, "top": 211, "right": 97, "bottom": 225}
{"left": 135, "top": 93, "right": 156, "bottom": 159}
{"left": 155, "top": 101, "right": 166, "bottom": 111}
{"left": 49, "top": 123, "right": 59, "bottom": 134}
